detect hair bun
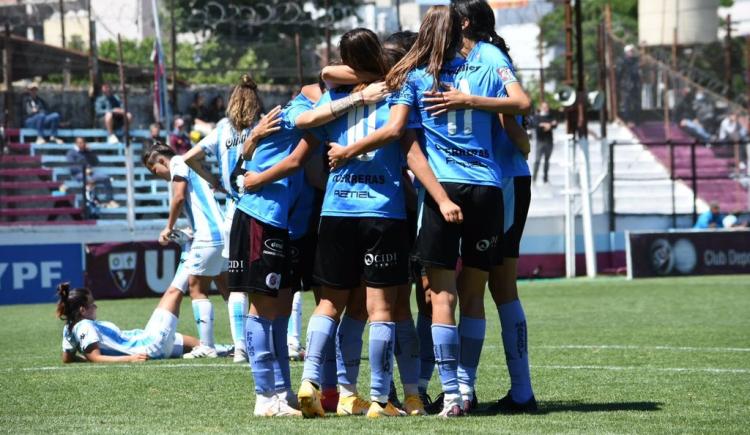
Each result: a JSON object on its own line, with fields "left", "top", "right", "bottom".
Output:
{"left": 57, "top": 282, "right": 70, "bottom": 301}
{"left": 241, "top": 74, "right": 258, "bottom": 90}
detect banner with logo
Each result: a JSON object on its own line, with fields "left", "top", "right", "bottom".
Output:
{"left": 0, "top": 244, "right": 84, "bottom": 305}
{"left": 85, "top": 242, "right": 182, "bottom": 299}
{"left": 626, "top": 230, "right": 750, "bottom": 278}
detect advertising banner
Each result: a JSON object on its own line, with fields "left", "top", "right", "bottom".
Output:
{"left": 0, "top": 244, "right": 84, "bottom": 305}
{"left": 86, "top": 241, "right": 182, "bottom": 299}
{"left": 627, "top": 230, "right": 750, "bottom": 278}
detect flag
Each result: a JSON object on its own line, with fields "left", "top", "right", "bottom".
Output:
{"left": 151, "top": 40, "right": 170, "bottom": 127}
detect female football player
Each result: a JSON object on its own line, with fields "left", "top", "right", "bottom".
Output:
{"left": 325, "top": 6, "right": 530, "bottom": 417}
{"left": 57, "top": 282, "right": 202, "bottom": 363}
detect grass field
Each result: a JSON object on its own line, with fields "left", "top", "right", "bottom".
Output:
{"left": 1, "top": 275, "right": 749, "bottom": 434}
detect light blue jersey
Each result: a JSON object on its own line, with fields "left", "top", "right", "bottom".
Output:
{"left": 312, "top": 89, "right": 405, "bottom": 219}
{"left": 288, "top": 171, "right": 315, "bottom": 240}
{"left": 236, "top": 93, "right": 314, "bottom": 228}
{"left": 197, "top": 117, "right": 251, "bottom": 201}
{"left": 63, "top": 320, "right": 155, "bottom": 356}
{"left": 389, "top": 57, "right": 517, "bottom": 187}
{"left": 467, "top": 41, "right": 530, "bottom": 178}
{"left": 169, "top": 156, "right": 225, "bottom": 248}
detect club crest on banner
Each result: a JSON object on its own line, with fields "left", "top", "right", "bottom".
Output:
{"left": 109, "top": 252, "right": 137, "bottom": 293}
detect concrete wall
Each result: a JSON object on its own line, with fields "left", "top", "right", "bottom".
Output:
{"left": 2, "top": 84, "right": 297, "bottom": 130}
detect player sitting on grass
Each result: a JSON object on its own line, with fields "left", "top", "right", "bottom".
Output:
{"left": 143, "top": 142, "right": 228, "bottom": 359}
{"left": 57, "top": 282, "right": 208, "bottom": 362}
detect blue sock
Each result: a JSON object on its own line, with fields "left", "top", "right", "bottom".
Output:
{"left": 498, "top": 300, "right": 533, "bottom": 403}
{"left": 245, "top": 315, "right": 275, "bottom": 394}
{"left": 322, "top": 326, "right": 338, "bottom": 390}
{"left": 432, "top": 324, "right": 460, "bottom": 396}
{"left": 336, "top": 315, "right": 366, "bottom": 387}
{"left": 417, "top": 313, "right": 435, "bottom": 393}
{"left": 272, "top": 315, "right": 291, "bottom": 391}
{"left": 301, "top": 314, "right": 336, "bottom": 386}
{"left": 457, "top": 316, "right": 486, "bottom": 397}
{"left": 369, "top": 322, "right": 396, "bottom": 402}
{"left": 395, "top": 319, "right": 420, "bottom": 394}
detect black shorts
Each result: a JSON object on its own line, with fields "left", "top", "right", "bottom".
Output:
{"left": 502, "top": 176, "right": 531, "bottom": 258}
{"left": 228, "top": 210, "right": 288, "bottom": 297}
{"left": 414, "top": 182, "right": 503, "bottom": 271}
{"left": 314, "top": 216, "right": 410, "bottom": 289}
{"left": 287, "top": 233, "right": 316, "bottom": 292}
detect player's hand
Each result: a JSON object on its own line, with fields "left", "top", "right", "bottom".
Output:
{"left": 423, "top": 85, "right": 472, "bottom": 117}
{"left": 243, "top": 171, "right": 263, "bottom": 192}
{"left": 158, "top": 227, "right": 172, "bottom": 246}
{"left": 360, "top": 82, "right": 390, "bottom": 105}
{"left": 438, "top": 199, "right": 463, "bottom": 224}
{"left": 328, "top": 142, "right": 349, "bottom": 170}
{"left": 252, "top": 105, "right": 283, "bottom": 140}
{"left": 129, "top": 354, "right": 149, "bottom": 362}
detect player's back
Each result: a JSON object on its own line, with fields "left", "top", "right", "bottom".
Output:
{"left": 395, "top": 57, "right": 504, "bottom": 187}
{"left": 198, "top": 117, "right": 250, "bottom": 199}
{"left": 169, "top": 156, "right": 224, "bottom": 247}
{"left": 313, "top": 88, "right": 405, "bottom": 219}
{"left": 237, "top": 93, "right": 314, "bottom": 229}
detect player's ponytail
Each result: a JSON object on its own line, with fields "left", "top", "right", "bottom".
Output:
{"left": 451, "top": 0, "right": 514, "bottom": 64}
{"left": 386, "top": 6, "right": 462, "bottom": 92}
{"left": 227, "top": 74, "right": 263, "bottom": 132}
{"left": 56, "top": 283, "right": 92, "bottom": 330}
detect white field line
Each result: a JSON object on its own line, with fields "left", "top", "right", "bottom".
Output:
{"left": 536, "top": 344, "right": 750, "bottom": 353}
{"left": 8, "top": 363, "right": 749, "bottom": 375}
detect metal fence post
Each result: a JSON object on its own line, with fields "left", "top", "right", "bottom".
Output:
{"left": 691, "top": 141, "right": 698, "bottom": 222}
{"left": 81, "top": 164, "right": 88, "bottom": 220}
{"left": 669, "top": 141, "right": 676, "bottom": 228}
{"left": 608, "top": 140, "right": 615, "bottom": 232}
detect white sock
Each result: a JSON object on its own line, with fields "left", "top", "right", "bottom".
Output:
{"left": 192, "top": 299, "right": 215, "bottom": 348}
{"left": 287, "top": 291, "right": 303, "bottom": 347}
{"left": 339, "top": 383, "right": 358, "bottom": 398}
{"left": 227, "top": 292, "right": 248, "bottom": 351}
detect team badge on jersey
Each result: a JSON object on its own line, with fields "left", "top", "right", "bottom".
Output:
{"left": 109, "top": 252, "right": 137, "bottom": 293}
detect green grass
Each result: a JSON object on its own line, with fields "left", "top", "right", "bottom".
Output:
{"left": 1, "top": 275, "right": 749, "bottom": 434}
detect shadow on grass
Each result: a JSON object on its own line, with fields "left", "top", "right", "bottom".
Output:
{"left": 535, "top": 400, "right": 662, "bottom": 414}
{"left": 473, "top": 400, "right": 662, "bottom": 416}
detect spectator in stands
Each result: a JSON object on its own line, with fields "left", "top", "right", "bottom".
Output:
{"left": 188, "top": 93, "right": 214, "bottom": 136}
{"left": 719, "top": 111, "right": 749, "bottom": 172}
{"left": 168, "top": 117, "right": 191, "bottom": 155}
{"left": 205, "top": 95, "right": 226, "bottom": 123}
{"left": 532, "top": 102, "right": 556, "bottom": 184}
{"left": 693, "top": 201, "right": 724, "bottom": 229}
{"left": 679, "top": 91, "right": 714, "bottom": 144}
{"left": 22, "top": 81, "right": 63, "bottom": 145}
{"left": 616, "top": 44, "right": 641, "bottom": 127}
{"left": 95, "top": 83, "right": 133, "bottom": 144}
{"left": 672, "top": 87, "right": 695, "bottom": 122}
{"left": 66, "top": 137, "right": 118, "bottom": 208}
{"left": 144, "top": 122, "right": 163, "bottom": 149}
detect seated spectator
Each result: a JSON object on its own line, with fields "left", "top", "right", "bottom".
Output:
{"left": 168, "top": 117, "right": 191, "bottom": 155}
{"left": 205, "top": 95, "right": 226, "bottom": 124}
{"left": 95, "top": 83, "right": 133, "bottom": 144}
{"left": 694, "top": 201, "right": 724, "bottom": 229}
{"left": 719, "top": 111, "right": 749, "bottom": 171}
{"left": 65, "top": 137, "right": 118, "bottom": 208}
{"left": 144, "top": 122, "right": 162, "bottom": 148}
{"left": 22, "top": 81, "right": 63, "bottom": 144}
{"left": 188, "top": 93, "right": 214, "bottom": 136}
{"left": 680, "top": 118, "right": 712, "bottom": 143}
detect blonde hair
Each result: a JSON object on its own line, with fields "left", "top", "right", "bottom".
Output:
{"left": 226, "top": 74, "right": 262, "bottom": 131}
{"left": 385, "top": 6, "right": 463, "bottom": 92}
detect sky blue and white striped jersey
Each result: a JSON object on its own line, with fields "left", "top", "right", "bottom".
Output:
{"left": 237, "top": 93, "right": 314, "bottom": 229}
{"left": 197, "top": 117, "right": 251, "bottom": 201}
{"left": 467, "top": 41, "right": 531, "bottom": 178}
{"left": 389, "top": 57, "right": 517, "bottom": 187}
{"left": 169, "top": 156, "right": 225, "bottom": 247}
{"left": 62, "top": 320, "right": 155, "bottom": 356}
{"left": 312, "top": 89, "right": 406, "bottom": 219}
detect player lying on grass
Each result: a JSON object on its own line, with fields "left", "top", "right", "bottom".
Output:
{"left": 57, "top": 282, "right": 209, "bottom": 362}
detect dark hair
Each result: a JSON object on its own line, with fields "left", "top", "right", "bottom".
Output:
{"left": 339, "top": 28, "right": 389, "bottom": 87}
{"left": 192, "top": 92, "right": 203, "bottom": 104}
{"left": 384, "top": 31, "right": 418, "bottom": 68}
{"left": 226, "top": 74, "right": 262, "bottom": 131}
{"left": 451, "top": 0, "right": 513, "bottom": 63}
{"left": 141, "top": 141, "right": 175, "bottom": 167}
{"left": 56, "top": 282, "right": 92, "bottom": 330}
{"left": 386, "top": 6, "right": 463, "bottom": 91}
